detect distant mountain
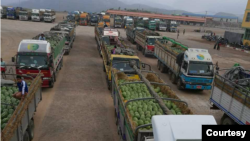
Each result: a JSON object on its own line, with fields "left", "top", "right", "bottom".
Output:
{"left": 5, "top": 0, "right": 188, "bottom": 15}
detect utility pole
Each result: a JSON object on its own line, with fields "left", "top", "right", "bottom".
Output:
{"left": 203, "top": 11, "right": 207, "bottom": 32}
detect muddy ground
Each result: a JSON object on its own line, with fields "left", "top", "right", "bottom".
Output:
{"left": 1, "top": 12, "right": 250, "bottom": 140}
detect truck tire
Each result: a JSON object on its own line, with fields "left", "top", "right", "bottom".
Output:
{"left": 103, "top": 63, "right": 106, "bottom": 72}
{"left": 136, "top": 44, "right": 141, "bottom": 51}
{"left": 171, "top": 74, "right": 177, "bottom": 84}
{"left": 23, "top": 131, "right": 30, "bottom": 141}
{"left": 50, "top": 75, "right": 55, "bottom": 88}
{"left": 157, "top": 60, "right": 161, "bottom": 70}
{"left": 177, "top": 79, "right": 183, "bottom": 90}
{"left": 160, "top": 64, "right": 165, "bottom": 73}
{"left": 27, "top": 118, "right": 34, "bottom": 140}
{"left": 221, "top": 114, "right": 236, "bottom": 125}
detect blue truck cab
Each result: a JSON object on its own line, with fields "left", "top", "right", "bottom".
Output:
{"left": 177, "top": 49, "right": 214, "bottom": 90}
{"left": 154, "top": 39, "right": 214, "bottom": 90}
{"left": 7, "top": 7, "right": 22, "bottom": 19}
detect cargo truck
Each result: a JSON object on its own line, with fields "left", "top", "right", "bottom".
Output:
{"left": 1, "top": 71, "right": 42, "bottom": 141}
{"left": 90, "top": 15, "right": 98, "bottom": 26}
{"left": 144, "top": 20, "right": 156, "bottom": 31}
{"left": 210, "top": 67, "right": 250, "bottom": 125}
{"left": 103, "top": 15, "right": 110, "bottom": 26}
{"left": 50, "top": 23, "right": 76, "bottom": 55}
{"left": 126, "top": 25, "right": 145, "bottom": 44}
{"left": 114, "top": 16, "right": 122, "bottom": 28}
{"left": 135, "top": 29, "right": 161, "bottom": 56}
{"left": 44, "top": 9, "right": 56, "bottom": 22}
{"left": 156, "top": 21, "right": 167, "bottom": 31}
{"left": 123, "top": 17, "right": 133, "bottom": 28}
{"left": 31, "top": 9, "right": 44, "bottom": 21}
{"left": 7, "top": 7, "right": 22, "bottom": 19}
{"left": 1, "top": 6, "right": 7, "bottom": 18}
{"left": 154, "top": 37, "right": 214, "bottom": 90}
{"left": 111, "top": 60, "right": 216, "bottom": 141}
{"left": 167, "top": 20, "right": 177, "bottom": 32}
{"left": 79, "top": 13, "right": 88, "bottom": 26}
{"left": 19, "top": 9, "right": 31, "bottom": 21}
{"left": 12, "top": 32, "right": 66, "bottom": 88}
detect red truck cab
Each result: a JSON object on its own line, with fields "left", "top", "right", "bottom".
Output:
{"left": 12, "top": 40, "right": 63, "bottom": 88}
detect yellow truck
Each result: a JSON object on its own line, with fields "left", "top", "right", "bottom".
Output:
{"left": 103, "top": 15, "right": 110, "bottom": 26}
{"left": 100, "top": 28, "right": 148, "bottom": 89}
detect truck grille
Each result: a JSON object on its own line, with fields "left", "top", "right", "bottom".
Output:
{"left": 190, "top": 79, "right": 210, "bottom": 83}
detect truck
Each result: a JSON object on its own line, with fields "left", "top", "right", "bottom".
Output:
{"left": 210, "top": 66, "right": 250, "bottom": 125}
{"left": 114, "top": 16, "right": 122, "bottom": 28}
{"left": 1, "top": 71, "right": 42, "bottom": 141}
{"left": 123, "top": 17, "right": 134, "bottom": 28}
{"left": 154, "top": 37, "right": 214, "bottom": 90}
{"left": 90, "top": 14, "right": 98, "bottom": 26}
{"left": 103, "top": 15, "right": 110, "bottom": 26}
{"left": 111, "top": 60, "right": 217, "bottom": 141}
{"left": 43, "top": 9, "right": 56, "bottom": 22}
{"left": 135, "top": 29, "right": 161, "bottom": 56}
{"left": 31, "top": 9, "right": 44, "bottom": 21}
{"left": 12, "top": 32, "right": 66, "bottom": 88}
{"left": 126, "top": 25, "right": 145, "bottom": 44}
{"left": 1, "top": 6, "right": 7, "bottom": 18}
{"left": 50, "top": 23, "right": 76, "bottom": 55}
{"left": 144, "top": 20, "right": 156, "bottom": 31}
{"left": 156, "top": 21, "right": 167, "bottom": 31}
{"left": 167, "top": 20, "right": 177, "bottom": 32}
{"left": 7, "top": 7, "right": 22, "bottom": 19}
{"left": 19, "top": 9, "right": 31, "bottom": 21}
{"left": 79, "top": 12, "right": 88, "bottom": 26}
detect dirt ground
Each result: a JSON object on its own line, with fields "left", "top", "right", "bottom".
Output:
{"left": 1, "top": 12, "right": 250, "bottom": 140}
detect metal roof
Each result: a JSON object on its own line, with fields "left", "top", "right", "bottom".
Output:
{"left": 106, "top": 10, "right": 205, "bottom": 23}
{"left": 182, "top": 13, "right": 238, "bottom": 19}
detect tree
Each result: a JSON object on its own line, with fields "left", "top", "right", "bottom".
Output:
{"left": 118, "top": 7, "right": 120, "bottom": 10}
{"left": 124, "top": 8, "right": 126, "bottom": 10}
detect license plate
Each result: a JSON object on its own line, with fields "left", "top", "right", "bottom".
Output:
{"left": 196, "top": 85, "right": 202, "bottom": 89}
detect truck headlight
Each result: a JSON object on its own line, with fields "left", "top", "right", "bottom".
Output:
{"left": 43, "top": 77, "right": 51, "bottom": 80}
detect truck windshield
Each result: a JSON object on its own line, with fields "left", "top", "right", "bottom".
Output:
{"left": 115, "top": 19, "right": 122, "bottom": 22}
{"left": 171, "top": 24, "right": 177, "bottom": 27}
{"left": 188, "top": 61, "right": 213, "bottom": 77}
{"left": 160, "top": 24, "right": 166, "bottom": 27}
{"left": 147, "top": 38, "right": 156, "bottom": 45}
{"left": 150, "top": 22, "right": 156, "bottom": 26}
{"left": 112, "top": 58, "right": 140, "bottom": 72}
{"left": 104, "top": 19, "right": 110, "bottom": 22}
{"left": 17, "top": 55, "right": 48, "bottom": 68}
{"left": 44, "top": 14, "right": 51, "bottom": 17}
{"left": 32, "top": 13, "right": 39, "bottom": 16}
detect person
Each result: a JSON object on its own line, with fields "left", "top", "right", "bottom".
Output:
{"left": 211, "top": 32, "right": 213, "bottom": 36}
{"left": 13, "top": 76, "right": 28, "bottom": 100}
{"left": 112, "top": 45, "right": 117, "bottom": 54}
{"left": 183, "top": 29, "right": 185, "bottom": 35}
{"left": 104, "top": 22, "right": 108, "bottom": 28}
{"left": 39, "top": 34, "right": 46, "bottom": 40}
{"left": 177, "top": 30, "right": 179, "bottom": 39}
{"left": 1, "top": 58, "right": 6, "bottom": 78}
{"left": 214, "top": 32, "right": 216, "bottom": 36}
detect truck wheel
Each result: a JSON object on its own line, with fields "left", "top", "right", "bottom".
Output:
{"left": 103, "top": 63, "right": 106, "bottom": 72}
{"left": 23, "top": 131, "right": 30, "bottom": 141}
{"left": 171, "top": 74, "right": 177, "bottom": 84}
{"left": 106, "top": 76, "right": 111, "bottom": 90}
{"left": 160, "top": 64, "right": 165, "bottom": 73}
{"left": 157, "top": 60, "right": 161, "bottom": 70}
{"left": 177, "top": 79, "right": 183, "bottom": 90}
{"left": 27, "top": 118, "right": 34, "bottom": 140}
{"left": 221, "top": 114, "right": 236, "bottom": 125}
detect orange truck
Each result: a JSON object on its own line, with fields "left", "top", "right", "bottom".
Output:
{"left": 103, "top": 15, "right": 110, "bottom": 26}
{"left": 80, "top": 13, "right": 88, "bottom": 25}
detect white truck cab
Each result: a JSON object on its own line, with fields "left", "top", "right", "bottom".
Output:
{"left": 31, "top": 9, "right": 40, "bottom": 21}
{"left": 146, "top": 115, "right": 217, "bottom": 141}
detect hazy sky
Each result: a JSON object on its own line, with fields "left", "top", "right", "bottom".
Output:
{"left": 2, "top": 0, "right": 248, "bottom": 15}
{"left": 122, "top": 0, "right": 248, "bottom": 15}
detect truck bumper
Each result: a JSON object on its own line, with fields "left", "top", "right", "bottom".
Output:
{"left": 115, "top": 25, "right": 121, "bottom": 28}
{"left": 32, "top": 19, "right": 40, "bottom": 21}
{"left": 42, "top": 79, "right": 50, "bottom": 87}
{"left": 159, "top": 27, "right": 167, "bottom": 31}
{"left": 145, "top": 49, "right": 154, "bottom": 56}
{"left": 90, "top": 23, "right": 97, "bottom": 26}
{"left": 185, "top": 84, "right": 211, "bottom": 90}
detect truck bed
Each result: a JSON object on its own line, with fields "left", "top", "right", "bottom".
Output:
{"left": 1, "top": 74, "right": 42, "bottom": 140}
{"left": 210, "top": 74, "right": 250, "bottom": 125}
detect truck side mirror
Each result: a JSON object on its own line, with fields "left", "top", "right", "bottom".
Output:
{"left": 142, "top": 63, "right": 145, "bottom": 68}
{"left": 12, "top": 57, "right": 15, "bottom": 62}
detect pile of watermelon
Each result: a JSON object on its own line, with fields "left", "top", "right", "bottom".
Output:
{"left": 118, "top": 79, "right": 182, "bottom": 130}
{"left": 1, "top": 86, "right": 20, "bottom": 130}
